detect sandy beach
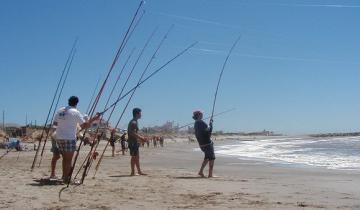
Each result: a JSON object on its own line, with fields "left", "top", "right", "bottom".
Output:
{"left": 1, "top": 138, "right": 360, "bottom": 210}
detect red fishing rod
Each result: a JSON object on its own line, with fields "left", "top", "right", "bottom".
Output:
{"left": 87, "top": 1, "right": 145, "bottom": 117}
{"left": 104, "top": 48, "right": 136, "bottom": 109}
{"left": 31, "top": 39, "right": 78, "bottom": 170}
{"left": 38, "top": 47, "right": 77, "bottom": 167}
{"left": 81, "top": 27, "right": 160, "bottom": 183}
{"left": 73, "top": 48, "right": 135, "bottom": 180}
{"left": 61, "top": 0, "right": 145, "bottom": 190}
{"left": 75, "top": 24, "right": 154, "bottom": 184}
{"left": 87, "top": 9, "right": 145, "bottom": 117}
{"left": 80, "top": 40, "right": 196, "bottom": 181}
{"left": 84, "top": 10, "right": 143, "bottom": 117}
{"left": 92, "top": 25, "right": 174, "bottom": 178}
{"left": 59, "top": 40, "right": 197, "bottom": 200}
{"left": 210, "top": 36, "right": 241, "bottom": 122}
{"left": 96, "top": 9, "right": 145, "bottom": 121}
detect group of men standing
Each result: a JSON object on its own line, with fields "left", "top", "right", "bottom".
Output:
{"left": 50, "top": 96, "right": 216, "bottom": 182}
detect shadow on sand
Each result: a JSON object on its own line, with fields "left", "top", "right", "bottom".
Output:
{"left": 108, "top": 174, "right": 134, "bottom": 178}
{"left": 173, "top": 176, "right": 206, "bottom": 179}
{"left": 29, "top": 179, "right": 64, "bottom": 186}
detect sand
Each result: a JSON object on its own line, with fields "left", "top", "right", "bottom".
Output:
{"left": 0, "top": 138, "right": 360, "bottom": 210}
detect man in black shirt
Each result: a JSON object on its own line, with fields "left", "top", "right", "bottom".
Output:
{"left": 193, "top": 110, "right": 215, "bottom": 178}
{"left": 127, "top": 108, "right": 147, "bottom": 176}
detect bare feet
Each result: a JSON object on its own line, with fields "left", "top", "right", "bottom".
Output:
{"left": 198, "top": 172, "right": 205, "bottom": 178}
{"left": 138, "top": 172, "right": 147, "bottom": 176}
{"left": 131, "top": 172, "right": 145, "bottom": 176}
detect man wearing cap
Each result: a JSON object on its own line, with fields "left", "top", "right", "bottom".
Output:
{"left": 193, "top": 110, "right": 215, "bottom": 178}
{"left": 53, "top": 96, "right": 100, "bottom": 182}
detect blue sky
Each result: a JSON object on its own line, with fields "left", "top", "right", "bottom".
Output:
{"left": 0, "top": 0, "right": 359, "bottom": 134}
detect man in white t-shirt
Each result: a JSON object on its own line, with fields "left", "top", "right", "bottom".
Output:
{"left": 53, "top": 96, "right": 100, "bottom": 182}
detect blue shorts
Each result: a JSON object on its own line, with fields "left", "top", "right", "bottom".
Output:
{"left": 200, "top": 143, "right": 215, "bottom": 160}
{"left": 56, "top": 139, "right": 76, "bottom": 153}
{"left": 128, "top": 142, "right": 139, "bottom": 156}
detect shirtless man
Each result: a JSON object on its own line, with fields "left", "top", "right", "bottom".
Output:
{"left": 127, "top": 108, "right": 147, "bottom": 176}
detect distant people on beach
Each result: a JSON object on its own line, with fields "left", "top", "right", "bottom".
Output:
{"left": 145, "top": 136, "right": 150, "bottom": 148}
{"left": 53, "top": 96, "right": 100, "bottom": 182}
{"left": 192, "top": 110, "right": 215, "bottom": 178}
{"left": 159, "top": 136, "right": 164, "bottom": 147}
{"left": 120, "top": 132, "right": 127, "bottom": 155}
{"left": 109, "top": 129, "right": 117, "bottom": 157}
{"left": 127, "top": 108, "right": 147, "bottom": 176}
{"left": 153, "top": 136, "right": 158, "bottom": 147}
{"left": 6, "top": 138, "right": 21, "bottom": 151}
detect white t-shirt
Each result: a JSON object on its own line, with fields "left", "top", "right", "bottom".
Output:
{"left": 54, "top": 106, "right": 85, "bottom": 140}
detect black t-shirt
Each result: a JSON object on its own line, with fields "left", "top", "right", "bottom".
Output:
{"left": 194, "top": 120, "right": 212, "bottom": 146}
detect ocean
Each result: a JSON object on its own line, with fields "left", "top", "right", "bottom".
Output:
{"left": 213, "top": 136, "right": 360, "bottom": 170}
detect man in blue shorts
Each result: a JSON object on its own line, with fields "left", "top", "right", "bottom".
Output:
{"left": 193, "top": 110, "right": 215, "bottom": 178}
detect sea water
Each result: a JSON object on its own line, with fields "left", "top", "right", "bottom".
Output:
{"left": 213, "top": 136, "right": 360, "bottom": 170}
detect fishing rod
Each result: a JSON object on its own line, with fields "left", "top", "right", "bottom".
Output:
{"left": 59, "top": 1, "right": 146, "bottom": 193}
{"left": 16, "top": 149, "right": 20, "bottom": 161}
{"left": 73, "top": 48, "right": 135, "bottom": 180}
{"left": 75, "top": 27, "right": 155, "bottom": 183}
{"left": 86, "top": 76, "right": 101, "bottom": 115}
{"left": 103, "top": 49, "right": 136, "bottom": 110}
{"left": 210, "top": 36, "right": 241, "bottom": 121}
{"left": 84, "top": 10, "right": 142, "bottom": 117}
{"left": 38, "top": 48, "right": 77, "bottom": 167}
{"left": 60, "top": 40, "right": 196, "bottom": 199}
{"left": 92, "top": 25, "right": 174, "bottom": 179}
{"left": 81, "top": 27, "right": 160, "bottom": 183}
{"left": 73, "top": 10, "right": 146, "bottom": 182}
{"left": 0, "top": 149, "right": 12, "bottom": 160}
{"left": 76, "top": 28, "right": 154, "bottom": 181}
{"left": 87, "top": 1, "right": 145, "bottom": 117}
{"left": 99, "top": 41, "right": 198, "bottom": 116}
{"left": 95, "top": 9, "right": 145, "bottom": 121}
{"left": 88, "top": 9, "right": 144, "bottom": 115}
{"left": 30, "top": 39, "right": 78, "bottom": 170}
{"left": 76, "top": 45, "right": 145, "bottom": 180}
{"left": 177, "top": 108, "right": 236, "bottom": 130}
